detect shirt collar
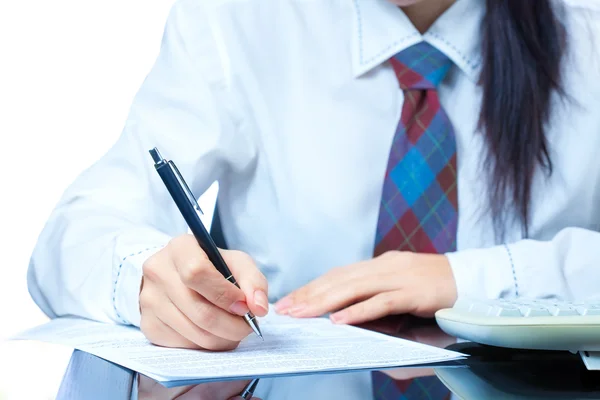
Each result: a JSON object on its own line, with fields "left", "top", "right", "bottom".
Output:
{"left": 351, "top": 0, "right": 485, "bottom": 82}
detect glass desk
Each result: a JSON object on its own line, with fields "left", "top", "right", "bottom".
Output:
{"left": 18, "top": 317, "right": 600, "bottom": 399}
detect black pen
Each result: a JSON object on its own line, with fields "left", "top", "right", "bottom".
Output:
{"left": 149, "top": 147, "right": 263, "bottom": 340}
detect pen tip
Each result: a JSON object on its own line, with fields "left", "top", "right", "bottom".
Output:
{"left": 244, "top": 313, "right": 263, "bottom": 340}
{"left": 255, "top": 325, "right": 264, "bottom": 341}
{"left": 149, "top": 148, "right": 163, "bottom": 163}
{"left": 249, "top": 378, "right": 260, "bottom": 392}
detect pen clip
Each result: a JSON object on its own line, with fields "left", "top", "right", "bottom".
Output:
{"left": 170, "top": 161, "right": 204, "bottom": 215}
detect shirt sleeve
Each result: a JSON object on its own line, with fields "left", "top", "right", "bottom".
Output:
{"left": 27, "top": 0, "right": 256, "bottom": 327}
{"left": 446, "top": 227, "right": 600, "bottom": 302}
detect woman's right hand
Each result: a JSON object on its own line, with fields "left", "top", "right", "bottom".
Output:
{"left": 139, "top": 234, "right": 269, "bottom": 351}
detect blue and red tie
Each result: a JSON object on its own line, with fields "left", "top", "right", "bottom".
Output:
{"left": 372, "top": 42, "right": 457, "bottom": 399}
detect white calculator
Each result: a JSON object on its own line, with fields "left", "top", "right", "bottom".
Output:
{"left": 435, "top": 297, "right": 600, "bottom": 352}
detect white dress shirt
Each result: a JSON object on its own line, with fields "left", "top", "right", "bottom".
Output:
{"left": 29, "top": 0, "right": 600, "bottom": 335}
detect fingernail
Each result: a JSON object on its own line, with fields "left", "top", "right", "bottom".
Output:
{"left": 274, "top": 297, "right": 293, "bottom": 312}
{"left": 288, "top": 303, "right": 308, "bottom": 316}
{"left": 229, "top": 301, "right": 250, "bottom": 316}
{"left": 254, "top": 290, "right": 269, "bottom": 312}
{"left": 330, "top": 311, "right": 346, "bottom": 324}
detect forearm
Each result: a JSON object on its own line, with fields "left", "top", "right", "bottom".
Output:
{"left": 28, "top": 201, "right": 176, "bottom": 325}
{"left": 447, "top": 227, "right": 600, "bottom": 301}
{"left": 27, "top": 0, "right": 254, "bottom": 326}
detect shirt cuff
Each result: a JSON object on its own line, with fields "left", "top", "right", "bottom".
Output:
{"left": 445, "top": 244, "right": 517, "bottom": 301}
{"left": 113, "top": 229, "right": 172, "bottom": 326}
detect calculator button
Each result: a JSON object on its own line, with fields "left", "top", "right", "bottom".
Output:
{"left": 518, "top": 306, "right": 552, "bottom": 317}
{"left": 547, "top": 305, "right": 579, "bottom": 316}
{"left": 577, "top": 305, "right": 600, "bottom": 316}
{"left": 495, "top": 306, "right": 522, "bottom": 317}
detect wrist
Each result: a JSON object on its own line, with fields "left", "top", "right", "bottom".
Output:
{"left": 411, "top": 252, "right": 457, "bottom": 309}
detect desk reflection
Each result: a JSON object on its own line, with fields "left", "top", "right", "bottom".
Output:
{"left": 137, "top": 376, "right": 258, "bottom": 400}
{"left": 358, "top": 315, "right": 456, "bottom": 381}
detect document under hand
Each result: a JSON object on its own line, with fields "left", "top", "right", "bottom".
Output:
{"left": 13, "top": 308, "right": 465, "bottom": 385}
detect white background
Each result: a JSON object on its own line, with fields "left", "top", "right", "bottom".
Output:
{"left": 3, "top": 0, "right": 600, "bottom": 399}
{"left": 0, "top": 1, "right": 219, "bottom": 398}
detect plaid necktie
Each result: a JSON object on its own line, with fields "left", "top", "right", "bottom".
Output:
{"left": 371, "top": 42, "right": 457, "bottom": 399}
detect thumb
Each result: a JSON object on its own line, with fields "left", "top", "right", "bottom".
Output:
{"left": 221, "top": 250, "right": 269, "bottom": 317}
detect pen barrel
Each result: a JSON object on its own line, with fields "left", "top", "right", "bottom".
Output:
{"left": 154, "top": 162, "right": 237, "bottom": 284}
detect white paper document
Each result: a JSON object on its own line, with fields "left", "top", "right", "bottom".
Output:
{"left": 13, "top": 309, "right": 465, "bottom": 384}
{"left": 581, "top": 351, "right": 600, "bottom": 371}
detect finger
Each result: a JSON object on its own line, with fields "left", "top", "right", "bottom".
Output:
{"left": 169, "top": 235, "right": 250, "bottom": 316}
{"left": 275, "top": 267, "right": 348, "bottom": 314}
{"left": 276, "top": 259, "right": 391, "bottom": 313}
{"left": 140, "top": 283, "right": 200, "bottom": 349}
{"left": 329, "top": 291, "right": 415, "bottom": 325}
{"left": 156, "top": 298, "right": 241, "bottom": 350}
{"left": 279, "top": 263, "right": 397, "bottom": 317}
{"left": 141, "top": 309, "right": 200, "bottom": 349}
{"left": 222, "top": 250, "right": 269, "bottom": 317}
{"left": 287, "top": 280, "right": 367, "bottom": 318}
{"left": 165, "top": 279, "right": 253, "bottom": 342}
{"left": 143, "top": 274, "right": 251, "bottom": 344}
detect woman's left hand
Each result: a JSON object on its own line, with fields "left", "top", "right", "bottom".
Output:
{"left": 274, "top": 251, "right": 458, "bottom": 325}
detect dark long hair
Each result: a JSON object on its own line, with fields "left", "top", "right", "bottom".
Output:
{"left": 480, "top": 0, "right": 567, "bottom": 238}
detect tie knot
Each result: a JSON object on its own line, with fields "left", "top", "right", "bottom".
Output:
{"left": 391, "top": 42, "right": 453, "bottom": 90}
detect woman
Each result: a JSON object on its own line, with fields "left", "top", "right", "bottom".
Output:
{"left": 30, "top": 0, "right": 600, "bottom": 359}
